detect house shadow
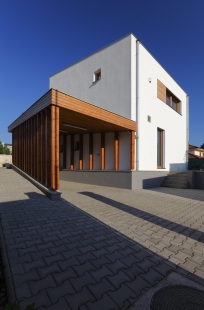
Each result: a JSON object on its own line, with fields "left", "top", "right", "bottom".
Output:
{"left": 1, "top": 192, "right": 204, "bottom": 309}
{"left": 79, "top": 191, "right": 204, "bottom": 243}
{"left": 147, "top": 187, "right": 204, "bottom": 203}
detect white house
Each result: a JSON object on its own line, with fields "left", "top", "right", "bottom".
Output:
{"left": 8, "top": 33, "right": 188, "bottom": 191}
{"left": 50, "top": 33, "right": 188, "bottom": 189}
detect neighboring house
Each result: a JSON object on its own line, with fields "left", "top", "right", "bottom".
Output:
{"left": 8, "top": 33, "right": 189, "bottom": 191}
{"left": 4, "top": 143, "right": 12, "bottom": 153}
{"left": 189, "top": 144, "right": 204, "bottom": 159}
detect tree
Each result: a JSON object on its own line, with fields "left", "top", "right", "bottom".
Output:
{"left": 0, "top": 141, "right": 11, "bottom": 155}
{"left": 200, "top": 143, "right": 204, "bottom": 149}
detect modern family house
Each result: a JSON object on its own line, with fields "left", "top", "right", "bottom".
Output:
{"left": 8, "top": 34, "right": 189, "bottom": 193}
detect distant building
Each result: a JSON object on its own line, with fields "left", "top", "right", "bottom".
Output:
{"left": 189, "top": 144, "right": 204, "bottom": 159}
{"left": 4, "top": 143, "right": 12, "bottom": 153}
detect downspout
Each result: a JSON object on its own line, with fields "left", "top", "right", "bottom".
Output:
{"left": 186, "top": 95, "right": 189, "bottom": 170}
{"left": 136, "top": 39, "right": 140, "bottom": 170}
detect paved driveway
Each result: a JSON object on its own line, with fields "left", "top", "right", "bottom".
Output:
{"left": 1, "top": 168, "right": 204, "bottom": 309}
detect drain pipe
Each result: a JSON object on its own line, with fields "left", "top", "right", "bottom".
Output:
{"left": 136, "top": 39, "right": 140, "bottom": 170}
{"left": 186, "top": 95, "right": 189, "bottom": 170}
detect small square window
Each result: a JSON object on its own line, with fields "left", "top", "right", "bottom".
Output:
{"left": 147, "top": 115, "right": 151, "bottom": 122}
{"left": 93, "top": 69, "right": 101, "bottom": 82}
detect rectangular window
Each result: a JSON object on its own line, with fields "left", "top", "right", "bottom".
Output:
{"left": 157, "top": 79, "right": 181, "bottom": 114}
{"left": 157, "top": 128, "right": 164, "bottom": 168}
{"left": 93, "top": 69, "right": 101, "bottom": 82}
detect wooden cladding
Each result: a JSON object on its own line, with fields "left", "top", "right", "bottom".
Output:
{"left": 157, "top": 79, "right": 181, "bottom": 114}
{"left": 157, "top": 79, "right": 166, "bottom": 103}
{"left": 52, "top": 89, "right": 137, "bottom": 133}
{"left": 12, "top": 106, "right": 60, "bottom": 190}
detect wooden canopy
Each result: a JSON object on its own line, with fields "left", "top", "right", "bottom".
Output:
{"left": 10, "top": 89, "right": 137, "bottom": 190}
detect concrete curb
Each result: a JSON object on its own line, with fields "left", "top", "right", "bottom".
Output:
{"left": 11, "top": 165, "right": 61, "bottom": 200}
{"left": 0, "top": 223, "right": 16, "bottom": 303}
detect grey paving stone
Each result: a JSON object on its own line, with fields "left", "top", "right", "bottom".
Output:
{"left": 38, "top": 297, "right": 71, "bottom": 310}
{"left": 43, "top": 252, "right": 65, "bottom": 266}
{"left": 70, "top": 271, "right": 96, "bottom": 292}
{"left": 46, "top": 279, "right": 75, "bottom": 304}
{"left": 58, "top": 256, "right": 80, "bottom": 271}
{"left": 13, "top": 269, "right": 40, "bottom": 287}
{"left": 53, "top": 267, "right": 78, "bottom": 285}
{"left": 89, "top": 265, "right": 113, "bottom": 282}
{"left": 38, "top": 262, "right": 62, "bottom": 278}
{"left": 30, "top": 248, "right": 51, "bottom": 260}
{"left": 73, "top": 261, "right": 96, "bottom": 277}
{"left": 15, "top": 282, "right": 31, "bottom": 300}
{"left": 19, "top": 289, "right": 51, "bottom": 309}
{"left": 86, "top": 293, "right": 118, "bottom": 310}
{"left": 107, "top": 283, "right": 136, "bottom": 309}
{"left": 65, "top": 287, "right": 96, "bottom": 310}
{"left": 29, "top": 275, "right": 57, "bottom": 295}
{"left": 23, "top": 258, "right": 46, "bottom": 273}
{"left": 107, "top": 270, "right": 132, "bottom": 289}
{"left": 140, "top": 268, "right": 164, "bottom": 286}
{"left": 88, "top": 278, "right": 115, "bottom": 300}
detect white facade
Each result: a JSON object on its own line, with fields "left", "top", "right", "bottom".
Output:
{"left": 50, "top": 34, "right": 188, "bottom": 172}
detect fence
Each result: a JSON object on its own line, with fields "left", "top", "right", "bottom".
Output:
{"left": 188, "top": 158, "right": 204, "bottom": 170}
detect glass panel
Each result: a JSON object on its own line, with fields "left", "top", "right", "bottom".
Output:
{"left": 157, "top": 130, "right": 161, "bottom": 166}
{"left": 166, "top": 94, "right": 170, "bottom": 105}
{"left": 172, "top": 99, "right": 176, "bottom": 110}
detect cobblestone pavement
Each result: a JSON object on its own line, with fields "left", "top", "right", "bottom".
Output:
{"left": 1, "top": 168, "right": 204, "bottom": 309}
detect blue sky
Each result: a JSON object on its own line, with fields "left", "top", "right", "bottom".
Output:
{"left": 0, "top": 0, "right": 203, "bottom": 146}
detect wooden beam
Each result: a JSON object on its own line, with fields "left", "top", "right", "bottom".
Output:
{"left": 101, "top": 133, "right": 105, "bottom": 170}
{"left": 114, "top": 132, "right": 119, "bottom": 170}
{"left": 130, "top": 131, "right": 135, "bottom": 170}
{"left": 89, "top": 133, "right": 93, "bottom": 170}
{"left": 79, "top": 134, "right": 83, "bottom": 170}
{"left": 63, "top": 135, "right": 67, "bottom": 169}
{"left": 70, "top": 134, "right": 74, "bottom": 170}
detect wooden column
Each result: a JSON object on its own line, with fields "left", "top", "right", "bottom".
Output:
{"left": 46, "top": 108, "right": 51, "bottom": 187}
{"left": 114, "top": 132, "right": 119, "bottom": 170}
{"left": 63, "top": 135, "right": 67, "bottom": 169}
{"left": 89, "top": 133, "right": 93, "bottom": 170}
{"left": 34, "top": 116, "right": 38, "bottom": 180}
{"left": 37, "top": 114, "right": 42, "bottom": 183}
{"left": 23, "top": 122, "right": 26, "bottom": 171}
{"left": 70, "top": 134, "right": 74, "bottom": 170}
{"left": 28, "top": 119, "right": 31, "bottom": 176}
{"left": 42, "top": 111, "right": 46, "bottom": 185}
{"left": 51, "top": 105, "right": 56, "bottom": 189}
{"left": 79, "top": 134, "right": 83, "bottom": 170}
{"left": 50, "top": 105, "right": 59, "bottom": 190}
{"left": 130, "top": 131, "right": 135, "bottom": 170}
{"left": 101, "top": 133, "right": 105, "bottom": 170}
{"left": 55, "top": 106, "right": 59, "bottom": 190}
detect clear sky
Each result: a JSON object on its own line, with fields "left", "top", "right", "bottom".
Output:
{"left": 0, "top": 0, "right": 203, "bottom": 146}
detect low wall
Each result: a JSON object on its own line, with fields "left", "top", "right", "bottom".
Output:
{"left": 131, "top": 171, "right": 168, "bottom": 189}
{"left": 187, "top": 171, "right": 204, "bottom": 190}
{"left": 0, "top": 155, "right": 12, "bottom": 167}
{"left": 60, "top": 170, "right": 132, "bottom": 189}
{"left": 60, "top": 170, "right": 168, "bottom": 190}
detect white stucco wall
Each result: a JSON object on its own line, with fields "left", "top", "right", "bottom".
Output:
{"left": 105, "top": 132, "right": 114, "bottom": 170}
{"left": 50, "top": 35, "right": 133, "bottom": 120}
{"left": 66, "top": 135, "right": 71, "bottom": 169}
{"left": 137, "top": 44, "right": 187, "bottom": 171}
{"left": 83, "top": 134, "right": 89, "bottom": 170}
